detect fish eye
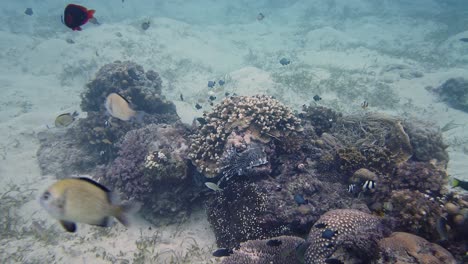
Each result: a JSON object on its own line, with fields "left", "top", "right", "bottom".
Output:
{"left": 42, "top": 191, "right": 51, "bottom": 200}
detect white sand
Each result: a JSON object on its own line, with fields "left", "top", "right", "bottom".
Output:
{"left": 1, "top": 0, "right": 467, "bottom": 262}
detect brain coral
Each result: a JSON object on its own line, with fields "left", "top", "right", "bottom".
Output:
{"left": 378, "top": 232, "right": 456, "bottom": 264}
{"left": 220, "top": 236, "right": 305, "bottom": 264}
{"left": 189, "top": 95, "right": 302, "bottom": 177}
{"left": 305, "top": 209, "right": 383, "bottom": 264}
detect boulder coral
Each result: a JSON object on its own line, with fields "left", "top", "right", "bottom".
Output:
{"left": 220, "top": 236, "right": 306, "bottom": 264}
{"left": 305, "top": 209, "right": 384, "bottom": 264}
{"left": 378, "top": 232, "right": 456, "bottom": 264}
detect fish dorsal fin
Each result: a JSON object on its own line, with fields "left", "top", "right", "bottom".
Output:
{"left": 114, "top": 92, "right": 131, "bottom": 105}
{"left": 77, "top": 177, "right": 110, "bottom": 193}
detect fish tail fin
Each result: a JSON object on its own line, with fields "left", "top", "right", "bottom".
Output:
{"left": 452, "top": 178, "right": 459, "bottom": 187}
{"left": 133, "top": 111, "right": 146, "bottom": 123}
{"left": 115, "top": 201, "right": 142, "bottom": 227}
{"left": 88, "top": 10, "right": 95, "bottom": 19}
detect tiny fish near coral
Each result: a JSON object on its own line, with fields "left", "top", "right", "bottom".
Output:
{"left": 280, "top": 58, "right": 291, "bottom": 65}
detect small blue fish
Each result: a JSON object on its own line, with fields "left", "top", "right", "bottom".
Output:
{"left": 294, "top": 194, "right": 308, "bottom": 205}
{"left": 459, "top": 38, "right": 468, "bottom": 43}
{"left": 218, "top": 80, "right": 225, "bottom": 86}
{"left": 208, "top": 81, "right": 216, "bottom": 88}
{"left": 321, "top": 229, "right": 335, "bottom": 239}
{"left": 280, "top": 58, "right": 290, "bottom": 66}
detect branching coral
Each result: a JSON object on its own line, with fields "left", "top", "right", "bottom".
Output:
{"left": 220, "top": 236, "right": 306, "bottom": 264}
{"left": 305, "top": 209, "right": 383, "bottom": 264}
{"left": 189, "top": 95, "right": 302, "bottom": 177}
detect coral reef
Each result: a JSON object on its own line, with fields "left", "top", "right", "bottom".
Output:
{"left": 304, "top": 209, "right": 384, "bottom": 264}
{"left": 37, "top": 61, "right": 179, "bottom": 178}
{"left": 378, "top": 232, "right": 456, "bottom": 264}
{"left": 332, "top": 113, "right": 413, "bottom": 167}
{"left": 189, "top": 95, "right": 302, "bottom": 177}
{"left": 429, "top": 77, "right": 468, "bottom": 112}
{"left": 299, "top": 105, "right": 341, "bottom": 136}
{"left": 206, "top": 172, "right": 365, "bottom": 249}
{"left": 403, "top": 118, "right": 449, "bottom": 163}
{"left": 391, "top": 161, "right": 448, "bottom": 196}
{"left": 96, "top": 123, "right": 197, "bottom": 223}
{"left": 383, "top": 189, "right": 445, "bottom": 241}
{"left": 220, "top": 236, "right": 305, "bottom": 264}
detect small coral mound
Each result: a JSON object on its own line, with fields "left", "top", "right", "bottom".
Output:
{"left": 429, "top": 77, "right": 468, "bottom": 113}
{"left": 378, "top": 232, "right": 456, "bottom": 264}
{"left": 403, "top": 119, "right": 449, "bottom": 163}
{"left": 305, "top": 209, "right": 383, "bottom": 264}
{"left": 392, "top": 161, "right": 448, "bottom": 196}
{"left": 97, "top": 123, "right": 195, "bottom": 222}
{"left": 220, "top": 236, "right": 305, "bottom": 264}
{"left": 189, "top": 95, "right": 302, "bottom": 177}
{"left": 81, "top": 60, "right": 175, "bottom": 115}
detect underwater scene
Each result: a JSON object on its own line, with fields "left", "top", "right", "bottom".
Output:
{"left": 1, "top": 0, "right": 468, "bottom": 263}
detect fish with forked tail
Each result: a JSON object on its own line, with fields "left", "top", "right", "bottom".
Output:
{"left": 39, "top": 177, "right": 141, "bottom": 232}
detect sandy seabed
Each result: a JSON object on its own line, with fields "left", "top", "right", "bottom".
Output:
{"left": 1, "top": 1, "right": 468, "bottom": 263}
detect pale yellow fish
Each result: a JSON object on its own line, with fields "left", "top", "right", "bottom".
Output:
{"left": 55, "top": 111, "right": 78, "bottom": 128}
{"left": 205, "top": 182, "right": 223, "bottom": 192}
{"left": 105, "top": 93, "right": 136, "bottom": 121}
{"left": 39, "top": 177, "right": 140, "bottom": 232}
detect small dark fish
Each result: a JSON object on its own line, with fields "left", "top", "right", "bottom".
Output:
{"left": 209, "top": 102, "right": 214, "bottom": 106}
{"left": 180, "top": 94, "right": 184, "bottom": 101}
{"left": 63, "top": 4, "right": 95, "bottom": 31}
{"left": 325, "top": 259, "right": 344, "bottom": 264}
{"left": 65, "top": 38, "right": 75, "bottom": 44}
{"left": 257, "top": 13, "right": 265, "bottom": 21}
{"left": 196, "top": 117, "right": 207, "bottom": 125}
{"left": 361, "top": 100, "right": 369, "bottom": 109}
{"left": 225, "top": 92, "right": 230, "bottom": 97}
{"left": 459, "top": 38, "right": 468, "bottom": 43}
{"left": 212, "top": 248, "right": 233, "bottom": 257}
{"left": 313, "top": 95, "right": 322, "bottom": 101}
{"left": 195, "top": 103, "right": 202, "bottom": 110}
{"left": 436, "top": 217, "right": 449, "bottom": 242}
{"left": 115, "top": 32, "right": 123, "bottom": 37}
{"left": 280, "top": 58, "right": 290, "bottom": 66}
{"left": 24, "top": 8, "right": 33, "bottom": 16}
{"left": 141, "top": 21, "right": 150, "bottom": 30}
{"left": 321, "top": 229, "right": 335, "bottom": 239}
{"left": 266, "top": 239, "right": 282, "bottom": 247}
{"left": 452, "top": 178, "right": 468, "bottom": 190}
{"left": 219, "top": 80, "right": 225, "bottom": 86}
{"left": 209, "top": 95, "right": 216, "bottom": 101}
{"left": 294, "top": 194, "right": 308, "bottom": 205}
{"left": 208, "top": 81, "right": 216, "bottom": 88}
{"left": 314, "top": 223, "right": 327, "bottom": 229}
